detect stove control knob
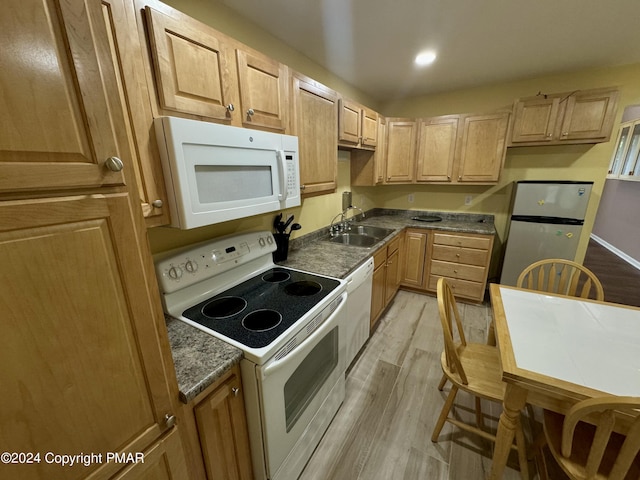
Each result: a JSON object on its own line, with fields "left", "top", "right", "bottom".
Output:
{"left": 184, "top": 260, "right": 198, "bottom": 273}
{"left": 167, "top": 265, "right": 183, "bottom": 280}
{"left": 259, "top": 237, "right": 266, "bottom": 247}
{"left": 266, "top": 236, "right": 274, "bottom": 245}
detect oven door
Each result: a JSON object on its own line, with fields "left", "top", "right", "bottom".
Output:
{"left": 256, "top": 292, "right": 346, "bottom": 478}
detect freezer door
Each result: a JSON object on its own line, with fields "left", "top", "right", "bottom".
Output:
{"left": 500, "top": 220, "right": 583, "bottom": 286}
{"left": 512, "top": 182, "right": 592, "bottom": 219}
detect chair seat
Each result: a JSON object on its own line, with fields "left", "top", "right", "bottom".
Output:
{"left": 543, "top": 410, "right": 640, "bottom": 480}
{"left": 441, "top": 342, "right": 506, "bottom": 401}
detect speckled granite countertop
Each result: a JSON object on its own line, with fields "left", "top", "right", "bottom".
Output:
{"left": 280, "top": 209, "right": 496, "bottom": 279}
{"left": 165, "top": 315, "right": 243, "bottom": 403}
{"left": 164, "top": 209, "right": 495, "bottom": 403}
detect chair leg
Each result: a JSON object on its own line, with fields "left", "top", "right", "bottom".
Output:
{"left": 437, "top": 373, "right": 448, "bottom": 391}
{"left": 530, "top": 431, "right": 549, "bottom": 480}
{"left": 431, "top": 385, "right": 458, "bottom": 442}
{"left": 515, "top": 417, "right": 529, "bottom": 480}
{"left": 475, "top": 397, "right": 484, "bottom": 429}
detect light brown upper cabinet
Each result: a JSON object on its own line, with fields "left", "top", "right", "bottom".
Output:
{"left": 103, "top": 0, "right": 169, "bottom": 226}
{"left": 510, "top": 87, "right": 618, "bottom": 146}
{"left": 144, "top": 5, "right": 238, "bottom": 123}
{"left": 144, "top": 3, "right": 289, "bottom": 133}
{"left": 339, "top": 99, "right": 379, "bottom": 149}
{"left": 456, "top": 112, "right": 510, "bottom": 183}
{"left": 415, "top": 112, "right": 509, "bottom": 184}
{"left": 385, "top": 118, "right": 418, "bottom": 183}
{"left": 350, "top": 116, "right": 387, "bottom": 186}
{"left": 415, "top": 115, "right": 459, "bottom": 182}
{"left": 0, "top": 0, "right": 129, "bottom": 194}
{"left": 236, "top": 48, "right": 288, "bottom": 131}
{"left": 291, "top": 73, "right": 339, "bottom": 196}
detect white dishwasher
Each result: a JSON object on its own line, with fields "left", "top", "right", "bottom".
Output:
{"left": 344, "top": 258, "right": 374, "bottom": 368}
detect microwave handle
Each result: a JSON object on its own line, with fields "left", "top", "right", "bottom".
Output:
{"left": 277, "top": 150, "right": 287, "bottom": 201}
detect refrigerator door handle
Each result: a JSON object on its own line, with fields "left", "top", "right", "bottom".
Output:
{"left": 511, "top": 215, "right": 584, "bottom": 225}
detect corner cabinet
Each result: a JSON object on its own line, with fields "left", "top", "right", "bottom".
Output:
{"left": 0, "top": 1, "right": 189, "bottom": 478}
{"left": 291, "top": 73, "right": 339, "bottom": 196}
{"left": 607, "top": 119, "right": 640, "bottom": 180}
{"left": 338, "top": 99, "right": 378, "bottom": 149}
{"left": 510, "top": 88, "right": 618, "bottom": 146}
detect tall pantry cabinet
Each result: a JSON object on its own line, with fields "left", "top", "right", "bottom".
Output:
{"left": 0, "top": 1, "right": 188, "bottom": 479}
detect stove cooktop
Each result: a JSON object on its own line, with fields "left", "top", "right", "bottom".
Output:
{"left": 181, "top": 267, "right": 341, "bottom": 348}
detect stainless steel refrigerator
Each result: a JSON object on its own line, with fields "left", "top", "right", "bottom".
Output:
{"left": 500, "top": 181, "right": 593, "bottom": 286}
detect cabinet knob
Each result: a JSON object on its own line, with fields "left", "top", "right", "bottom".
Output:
{"left": 232, "top": 387, "right": 239, "bottom": 396}
{"left": 447, "top": 175, "right": 451, "bottom": 181}
{"left": 546, "top": 133, "right": 553, "bottom": 137}
{"left": 226, "top": 104, "right": 235, "bottom": 112}
{"left": 458, "top": 176, "right": 462, "bottom": 181}
{"left": 105, "top": 156, "right": 124, "bottom": 172}
{"left": 562, "top": 132, "right": 568, "bottom": 136}
{"left": 164, "top": 414, "right": 176, "bottom": 428}
{"left": 300, "top": 184, "right": 306, "bottom": 190}
{"left": 247, "top": 108, "right": 255, "bottom": 116}
{"left": 152, "top": 199, "right": 163, "bottom": 208}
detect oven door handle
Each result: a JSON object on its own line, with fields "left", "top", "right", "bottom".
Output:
{"left": 261, "top": 293, "right": 346, "bottom": 379}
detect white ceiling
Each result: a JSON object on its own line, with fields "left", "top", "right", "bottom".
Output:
{"left": 217, "top": 0, "right": 640, "bottom": 101}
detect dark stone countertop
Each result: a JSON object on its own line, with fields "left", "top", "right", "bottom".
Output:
{"left": 280, "top": 209, "right": 496, "bottom": 279}
{"left": 164, "top": 209, "right": 495, "bottom": 403}
{"left": 165, "top": 315, "right": 243, "bottom": 404}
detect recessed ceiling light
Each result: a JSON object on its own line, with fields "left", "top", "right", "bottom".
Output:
{"left": 415, "top": 51, "right": 437, "bottom": 67}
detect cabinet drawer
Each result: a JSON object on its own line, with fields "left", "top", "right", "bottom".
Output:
{"left": 431, "top": 244, "right": 489, "bottom": 266}
{"left": 433, "top": 232, "right": 491, "bottom": 250}
{"left": 427, "top": 275, "right": 484, "bottom": 300}
{"left": 386, "top": 235, "right": 401, "bottom": 254}
{"left": 430, "top": 260, "right": 486, "bottom": 283}
{"left": 373, "top": 248, "right": 387, "bottom": 268}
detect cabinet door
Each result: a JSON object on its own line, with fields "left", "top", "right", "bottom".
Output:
{"left": 145, "top": 6, "right": 237, "bottom": 121}
{"left": 102, "top": 0, "right": 169, "bottom": 226}
{"left": 236, "top": 48, "right": 288, "bottom": 131}
{"left": 0, "top": 0, "right": 126, "bottom": 193}
{"left": 416, "top": 116, "right": 458, "bottom": 182}
{"left": 371, "top": 264, "right": 386, "bottom": 329}
{"left": 361, "top": 106, "right": 379, "bottom": 148}
{"left": 457, "top": 113, "right": 509, "bottom": 183}
{"left": 402, "top": 230, "right": 428, "bottom": 287}
{"left": 558, "top": 89, "right": 618, "bottom": 142}
{"left": 385, "top": 119, "right": 418, "bottom": 183}
{"left": 292, "top": 74, "right": 338, "bottom": 196}
{"left": 194, "top": 369, "right": 253, "bottom": 480}
{"left": 608, "top": 122, "right": 633, "bottom": 176}
{"left": 510, "top": 97, "right": 560, "bottom": 143}
{"left": 0, "top": 194, "right": 184, "bottom": 480}
{"left": 339, "top": 98, "right": 361, "bottom": 145}
{"left": 385, "top": 248, "right": 401, "bottom": 305}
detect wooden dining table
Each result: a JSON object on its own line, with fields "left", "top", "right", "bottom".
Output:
{"left": 488, "top": 283, "right": 640, "bottom": 479}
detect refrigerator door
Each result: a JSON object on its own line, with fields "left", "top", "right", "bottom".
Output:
{"left": 511, "top": 181, "right": 592, "bottom": 220}
{"left": 500, "top": 220, "right": 583, "bottom": 286}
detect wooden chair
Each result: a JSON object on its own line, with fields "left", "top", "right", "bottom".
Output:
{"left": 539, "top": 396, "right": 640, "bottom": 480}
{"left": 431, "top": 278, "right": 530, "bottom": 479}
{"left": 516, "top": 259, "right": 604, "bottom": 300}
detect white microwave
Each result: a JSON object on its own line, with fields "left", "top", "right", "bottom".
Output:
{"left": 155, "top": 116, "right": 301, "bottom": 229}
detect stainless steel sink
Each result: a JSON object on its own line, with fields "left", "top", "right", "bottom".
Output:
{"left": 325, "top": 225, "right": 394, "bottom": 248}
{"left": 326, "top": 233, "right": 380, "bottom": 247}
{"left": 350, "top": 225, "right": 394, "bottom": 238}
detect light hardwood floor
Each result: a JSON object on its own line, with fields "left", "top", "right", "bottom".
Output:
{"left": 300, "top": 290, "right": 533, "bottom": 480}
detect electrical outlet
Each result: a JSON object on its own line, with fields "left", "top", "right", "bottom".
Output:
{"left": 408, "top": 193, "right": 415, "bottom": 203}
{"left": 465, "top": 195, "right": 473, "bottom": 206}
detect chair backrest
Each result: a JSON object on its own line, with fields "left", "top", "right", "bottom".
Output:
{"left": 436, "top": 277, "right": 468, "bottom": 385}
{"left": 516, "top": 259, "right": 604, "bottom": 300}
{"left": 560, "top": 396, "right": 640, "bottom": 480}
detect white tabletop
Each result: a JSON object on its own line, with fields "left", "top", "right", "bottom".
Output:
{"left": 498, "top": 286, "right": 640, "bottom": 397}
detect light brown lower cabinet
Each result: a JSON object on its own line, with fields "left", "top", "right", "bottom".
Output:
{"left": 400, "top": 229, "right": 494, "bottom": 303}
{"left": 181, "top": 365, "right": 254, "bottom": 480}
{"left": 370, "top": 234, "right": 403, "bottom": 329}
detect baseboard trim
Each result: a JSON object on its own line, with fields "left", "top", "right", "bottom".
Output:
{"left": 590, "top": 234, "right": 640, "bottom": 272}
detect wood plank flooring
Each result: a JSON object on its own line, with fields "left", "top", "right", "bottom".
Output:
{"left": 583, "top": 238, "right": 640, "bottom": 307}
{"left": 299, "top": 290, "right": 530, "bottom": 480}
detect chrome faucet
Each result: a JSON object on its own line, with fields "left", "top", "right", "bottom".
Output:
{"left": 329, "top": 206, "right": 365, "bottom": 236}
